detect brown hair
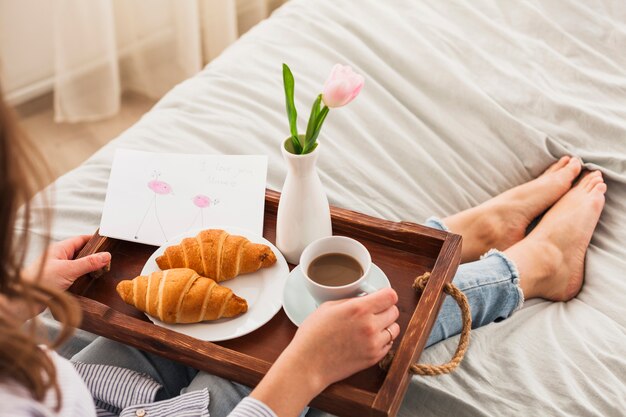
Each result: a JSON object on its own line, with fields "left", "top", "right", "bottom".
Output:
{"left": 0, "top": 92, "right": 81, "bottom": 409}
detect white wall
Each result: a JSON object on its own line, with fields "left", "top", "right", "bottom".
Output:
{"left": 0, "top": 0, "right": 55, "bottom": 104}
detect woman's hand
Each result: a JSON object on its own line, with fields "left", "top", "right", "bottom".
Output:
{"left": 23, "top": 235, "right": 111, "bottom": 292}
{"left": 250, "top": 288, "right": 399, "bottom": 417}
{"left": 289, "top": 287, "right": 400, "bottom": 388}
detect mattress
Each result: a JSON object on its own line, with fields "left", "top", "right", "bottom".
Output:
{"left": 23, "top": 0, "right": 626, "bottom": 415}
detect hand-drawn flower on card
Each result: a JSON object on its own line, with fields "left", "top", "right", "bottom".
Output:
{"left": 148, "top": 178, "right": 173, "bottom": 195}
{"left": 192, "top": 194, "right": 212, "bottom": 208}
{"left": 188, "top": 194, "right": 220, "bottom": 230}
{"left": 134, "top": 171, "right": 172, "bottom": 242}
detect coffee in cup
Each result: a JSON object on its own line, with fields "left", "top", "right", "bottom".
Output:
{"left": 307, "top": 253, "right": 364, "bottom": 286}
{"left": 300, "top": 236, "right": 375, "bottom": 304}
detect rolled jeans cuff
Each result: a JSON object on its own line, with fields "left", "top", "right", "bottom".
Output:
{"left": 424, "top": 216, "right": 450, "bottom": 232}
{"left": 423, "top": 217, "right": 525, "bottom": 347}
{"left": 480, "top": 248, "right": 525, "bottom": 312}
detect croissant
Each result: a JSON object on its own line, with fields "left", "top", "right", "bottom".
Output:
{"left": 116, "top": 268, "right": 248, "bottom": 323}
{"left": 156, "top": 229, "right": 277, "bottom": 282}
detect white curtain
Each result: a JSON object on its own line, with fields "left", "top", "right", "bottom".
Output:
{"left": 53, "top": 0, "right": 287, "bottom": 123}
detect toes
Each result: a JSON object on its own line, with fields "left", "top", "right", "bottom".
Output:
{"left": 545, "top": 157, "right": 581, "bottom": 191}
{"left": 577, "top": 170, "right": 600, "bottom": 188}
{"left": 562, "top": 157, "right": 582, "bottom": 179}
{"left": 575, "top": 170, "right": 606, "bottom": 194}
{"left": 593, "top": 182, "right": 607, "bottom": 195}
{"left": 544, "top": 156, "right": 570, "bottom": 174}
{"left": 583, "top": 172, "right": 604, "bottom": 191}
{"left": 590, "top": 184, "right": 607, "bottom": 212}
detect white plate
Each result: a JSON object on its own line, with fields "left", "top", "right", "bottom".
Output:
{"left": 141, "top": 226, "right": 289, "bottom": 342}
{"left": 282, "top": 263, "right": 392, "bottom": 327}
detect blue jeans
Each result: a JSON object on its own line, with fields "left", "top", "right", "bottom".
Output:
{"left": 424, "top": 217, "right": 524, "bottom": 347}
{"left": 62, "top": 217, "right": 524, "bottom": 416}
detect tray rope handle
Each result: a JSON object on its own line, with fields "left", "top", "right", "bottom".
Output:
{"left": 379, "top": 272, "right": 472, "bottom": 376}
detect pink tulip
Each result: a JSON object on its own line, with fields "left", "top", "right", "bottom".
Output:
{"left": 321, "top": 64, "right": 364, "bottom": 108}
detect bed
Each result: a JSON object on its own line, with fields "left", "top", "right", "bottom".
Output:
{"left": 24, "top": 0, "right": 626, "bottom": 415}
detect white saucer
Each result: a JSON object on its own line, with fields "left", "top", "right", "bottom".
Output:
{"left": 282, "top": 263, "right": 392, "bottom": 327}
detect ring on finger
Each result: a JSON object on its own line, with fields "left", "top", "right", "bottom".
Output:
{"left": 384, "top": 327, "right": 394, "bottom": 345}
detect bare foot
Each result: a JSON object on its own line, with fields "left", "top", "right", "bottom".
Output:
{"left": 505, "top": 171, "right": 606, "bottom": 301}
{"left": 444, "top": 156, "right": 582, "bottom": 262}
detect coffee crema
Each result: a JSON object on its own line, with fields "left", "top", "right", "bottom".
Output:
{"left": 307, "top": 253, "right": 364, "bottom": 287}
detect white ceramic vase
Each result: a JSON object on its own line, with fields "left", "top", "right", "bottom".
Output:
{"left": 276, "top": 138, "right": 332, "bottom": 264}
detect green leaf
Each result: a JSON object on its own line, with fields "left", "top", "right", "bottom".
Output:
{"left": 304, "top": 105, "right": 329, "bottom": 152}
{"left": 303, "top": 142, "right": 318, "bottom": 154}
{"left": 305, "top": 94, "right": 322, "bottom": 147}
{"left": 302, "top": 105, "right": 329, "bottom": 154}
{"left": 282, "top": 64, "right": 298, "bottom": 140}
{"left": 290, "top": 135, "right": 303, "bottom": 154}
{"left": 285, "top": 136, "right": 302, "bottom": 154}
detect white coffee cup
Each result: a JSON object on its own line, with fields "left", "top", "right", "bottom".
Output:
{"left": 300, "top": 236, "right": 376, "bottom": 305}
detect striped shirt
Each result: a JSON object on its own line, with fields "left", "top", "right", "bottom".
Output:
{"left": 0, "top": 350, "right": 278, "bottom": 417}
{"left": 229, "top": 397, "right": 279, "bottom": 417}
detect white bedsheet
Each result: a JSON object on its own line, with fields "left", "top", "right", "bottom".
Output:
{"left": 23, "top": 0, "right": 626, "bottom": 415}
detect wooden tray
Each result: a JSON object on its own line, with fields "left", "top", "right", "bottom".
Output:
{"left": 70, "top": 189, "right": 461, "bottom": 417}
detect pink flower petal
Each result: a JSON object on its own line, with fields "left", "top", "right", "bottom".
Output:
{"left": 321, "top": 64, "right": 364, "bottom": 108}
